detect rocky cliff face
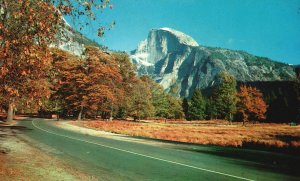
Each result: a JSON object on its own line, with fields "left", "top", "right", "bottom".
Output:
{"left": 130, "top": 28, "right": 296, "bottom": 97}
{"left": 51, "top": 20, "right": 103, "bottom": 56}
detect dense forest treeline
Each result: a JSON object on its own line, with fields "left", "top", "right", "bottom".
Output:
{"left": 238, "top": 81, "right": 300, "bottom": 123}
{"left": 22, "top": 47, "right": 300, "bottom": 124}
{"left": 36, "top": 47, "right": 184, "bottom": 121}
{"left": 1, "top": 44, "right": 299, "bottom": 123}
{"left": 184, "top": 77, "right": 300, "bottom": 123}
{"left": 1, "top": 45, "right": 299, "bottom": 124}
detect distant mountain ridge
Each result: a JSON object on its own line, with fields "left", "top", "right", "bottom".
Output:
{"left": 130, "top": 28, "right": 296, "bottom": 97}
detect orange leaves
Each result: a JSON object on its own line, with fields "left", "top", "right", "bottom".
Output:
{"left": 237, "top": 85, "right": 268, "bottom": 124}
{"left": 84, "top": 47, "right": 123, "bottom": 112}
{"left": 38, "top": 22, "right": 45, "bottom": 29}
{"left": 0, "top": 0, "right": 60, "bottom": 102}
{"left": 4, "top": 41, "right": 10, "bottom": 54}
{"left": 13, "top": 11, "right": 23, "bottom": 19}
{"left": 0, "top": 0, "right": 113, "bottom": 113}
{"left": 58, "top": 5, "right": 73, "bottom": 15}
{"left": 4, "top": 86, "right": 19, "bottom": 97}
{"left": 0, "top": 44, "right": 53, "bottom": 111}
{"left": 51, "top": 47, "right": 125, "bottom": 116}
{"left": 0, "top": 67, "right": 9, "bottom": 77}
{"left": 21, "top": 70, "right": 27, "bottom": 76}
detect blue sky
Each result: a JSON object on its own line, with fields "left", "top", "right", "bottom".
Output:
{"left": 67, "top": 0, "right": 300, "bottom": 65}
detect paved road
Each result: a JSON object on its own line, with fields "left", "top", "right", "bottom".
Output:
{"left": 16, "top": 119, "right": 299, "bottom": 181}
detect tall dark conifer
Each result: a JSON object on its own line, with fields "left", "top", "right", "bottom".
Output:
{"left": 211, "top": 72, "right": 237, "bottom": 121}
{"left": 188, "top": 89, "right": 206, "bottom": 120}
{"left": 182, "top": 98, "right": 189, "bottom": 120}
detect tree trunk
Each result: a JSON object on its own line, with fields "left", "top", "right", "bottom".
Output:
{"left": 6, "top": 102, "right": 14, "bottom": 122}
{"left": 109, "top": 101, "right": 113, "bottom": 121}
{"left": 137, "top": 103, "right": 140, "bottom": 122}
{"left": 77, "top": 106, "right": 83, "bottom": 121}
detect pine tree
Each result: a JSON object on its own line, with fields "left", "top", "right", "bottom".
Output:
{"left": 205, "top": 97, "right": 218, "bottom": 120}
{"left": 182, "top": 98, "right": 190, "bottom": 120}
{"left": 188, "top": 89, "right": 206, "bottom": 120}
{"left": 211, "top": 72, "right": 237, "bottom": 121}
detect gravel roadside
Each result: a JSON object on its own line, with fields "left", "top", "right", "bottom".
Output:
{"left": 0, "top": 122, "right": 98, "bottom": 181}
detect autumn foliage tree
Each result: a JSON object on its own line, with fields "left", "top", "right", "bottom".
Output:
{"left": 112, "top": 52, "right": 137, "bottom": 118}
{"left": 0, "top": 0, "right": 61, "bottom": 121}
{"left": 166, "top": 94, "right": 184, "bottom": 119}
{"left": 50, "top": 47, "right": 124, "bottom": 120}
{"left": 50, "top": 49, "right": 86, "bottom": 120}
{"left": 237, "top": 85, "right": 268, "bottom": 125}
{"left": 84, "top": 46, "right": 123, "bottom": 120}
{"left": 0, "top": 0, "right": 112, "bottom": 121}
{"left": 128, "top": 76, "right": 155, "bottom": 121}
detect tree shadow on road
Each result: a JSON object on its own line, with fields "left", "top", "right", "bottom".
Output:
{"left": 0, "top": 125, "right": 32, "bottom": 138}
{"left": 182, "top": 146, "right": 300, "bottom": 178}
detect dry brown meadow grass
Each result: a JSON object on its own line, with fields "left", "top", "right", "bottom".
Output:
{"left": 71, "top": 119, "right": 300, "bottom": 149}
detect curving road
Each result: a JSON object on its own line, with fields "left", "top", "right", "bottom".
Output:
{"left": 16, "top": 119, "right": 299, "bottom": 181}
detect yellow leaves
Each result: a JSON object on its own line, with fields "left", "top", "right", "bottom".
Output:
{"left": 84, "top": 1, "right": 91, "bottom": 10}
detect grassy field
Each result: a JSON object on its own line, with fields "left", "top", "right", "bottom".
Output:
{"left": 71, "top": 120, "right": 300, "bottom": 150}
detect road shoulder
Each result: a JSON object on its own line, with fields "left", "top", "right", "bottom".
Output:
{"left": 55, "top": 120, "right": 177, "bottom": 148}
{"left": 0, "top": 123, "right": 98, "bottom": 180}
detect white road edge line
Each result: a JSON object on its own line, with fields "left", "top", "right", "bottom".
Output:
{"left": 32, "top": 120, "right": 255, "bottom": 181}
